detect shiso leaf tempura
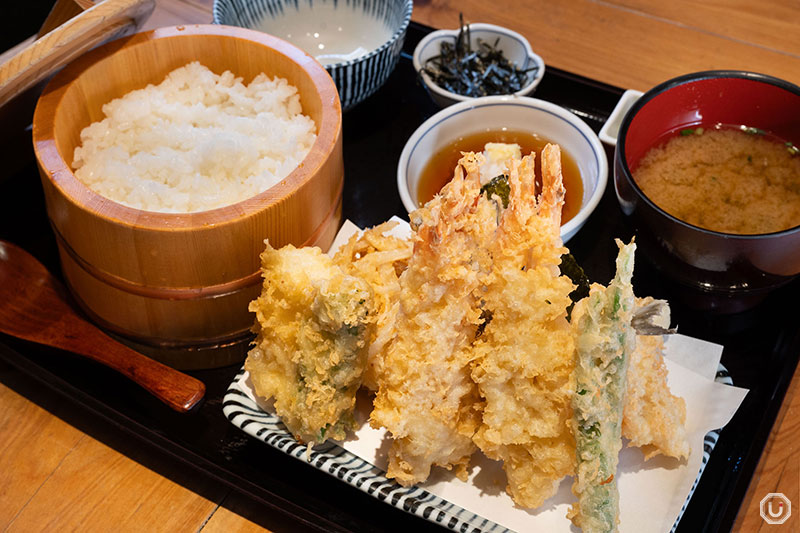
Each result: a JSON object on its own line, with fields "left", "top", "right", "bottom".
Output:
{"left": 569, "top": 239, "right": 637, "bottom": 532}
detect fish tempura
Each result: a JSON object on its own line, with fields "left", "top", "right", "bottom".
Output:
{"left": 624, "top": 301, "right": 689, "bottom": 461}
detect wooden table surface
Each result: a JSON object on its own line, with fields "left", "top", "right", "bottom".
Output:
{"left": 2, "top": 0, "right": 799, "bottom": 531}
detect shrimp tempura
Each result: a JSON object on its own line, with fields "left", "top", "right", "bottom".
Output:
{"left": 471, "top": 145, "right": 577, "bottom": 508}
{"left": 370, "top": 153, "right": 497, "bottom": 485}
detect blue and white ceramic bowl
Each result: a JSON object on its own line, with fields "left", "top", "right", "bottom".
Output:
{"left": 213, "top": 0, "right": 413, "bottom": 111}
{"left": 397, "top": 95, "right": 607, "bottom": 243}
{"left": 413, "top": 23, "right": 545, "bottom": 108}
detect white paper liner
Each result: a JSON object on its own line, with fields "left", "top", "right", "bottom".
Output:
{"left": 327, "top": 219, "right": 748, "bottom": 532}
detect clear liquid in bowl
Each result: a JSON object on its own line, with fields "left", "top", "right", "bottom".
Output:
{"left": 257, "top": 4, "right": 392, "bottom": 65}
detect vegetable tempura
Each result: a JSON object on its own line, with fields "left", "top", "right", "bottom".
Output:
{"left": 241, "top": 140, "right": 693, "bottom": 532}
{"left": 624, "top": 301, "right": 689, "bottom": 461}
{"left": 333, "top": 221, "right": 413, "bottom": 391}
{"left": 246, "top": 243, "right": 373, "bottom": 445}
{"left": 569, "top": 240, "right": 636, "bottom": 532}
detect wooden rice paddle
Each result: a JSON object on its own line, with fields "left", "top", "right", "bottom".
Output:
{"left": 0, "top": 0, "right": 155, "bottom": 108}
{"left": 0, "top": 240, "right": 205, "bottom": 413}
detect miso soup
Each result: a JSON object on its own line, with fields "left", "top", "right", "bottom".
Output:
{"left": 633, "top": 126, "right": 800, "bottom": 234}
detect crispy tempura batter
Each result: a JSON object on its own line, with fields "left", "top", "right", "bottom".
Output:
{"left": 624, "top": 310, "right": 689, "bottom": 460}
{"left": 242, "top": 141, "right": 692, "bottom": 527}
{"left": 245, "top": 243, "right": 373, "bottom": 445}
{"left": 569, "top": 240, "right": 636, "bottom": 533}
{"left": 370, "top": 153, "right": 497, "bottom": 485}
{"left": 333, "top": 221, "right": 413, "bottom": 391}
{"left": 471, "top": 145, "right": 577, "bottom": 508}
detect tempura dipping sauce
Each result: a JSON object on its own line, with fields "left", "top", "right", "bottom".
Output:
{"left": 633, "top": 126, "right": 800, "bottom": 234}
{"left": 417, "top": 130, "right": 584, "bottom": 224}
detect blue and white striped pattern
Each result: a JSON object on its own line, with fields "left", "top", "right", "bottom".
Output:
{"left": 213, "top": 0, "right": 413, "bottom": 110}
{"left": 223, "top": 365, "right": 733, "bottom": 532}
{"left": 222, "top": 369, "right": 508, "bottom": 532}
{"left": 669, "top": 364, "right": 731, "bottom": 533}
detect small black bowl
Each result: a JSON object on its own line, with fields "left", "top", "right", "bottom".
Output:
{"left": 614, "top": 70, "right": 800, "bottom": 313}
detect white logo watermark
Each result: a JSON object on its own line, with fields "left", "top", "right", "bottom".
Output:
{"left": 760, "top": 493, "right": 791, "bottom": 525}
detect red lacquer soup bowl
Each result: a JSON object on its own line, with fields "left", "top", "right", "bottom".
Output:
{"left": 614, "top": 71, "right": 800, "bottom": 312}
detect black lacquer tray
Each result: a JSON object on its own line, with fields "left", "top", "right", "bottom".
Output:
{"left": 1, "top": 21, "right": 799, "bottom": 532}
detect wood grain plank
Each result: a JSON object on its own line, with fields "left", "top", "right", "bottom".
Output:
{"left": 410, "top": 0, "right": 800, "bottom": 91}
{"left": 601, "top": 0, "right": 800, "bottom": 57}
{"left": 5, "top": 435, "right": 225, "bottom": 532}
{"left": 202, "top": 506, "right": 266, "bottom": 533}
{"left": 732, "top": 360, "right": 800, "bottom": 532}
{"left": 147, "top": 0, "right": 800, "bottom": 91}
{"left": 0, "top": 382, "right": 84, "bottom": 530}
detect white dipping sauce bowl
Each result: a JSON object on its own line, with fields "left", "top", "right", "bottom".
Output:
{"left": 397, "top": 95, "right": 607, "bottom": 243}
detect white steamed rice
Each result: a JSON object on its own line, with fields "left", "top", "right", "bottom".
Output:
{"left": 72, "top": 62, "right": 317, "bottom": 213}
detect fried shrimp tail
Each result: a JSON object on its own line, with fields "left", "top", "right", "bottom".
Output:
{"left": 370, "top": 153, "right": 497, "bottom": 485}
{"left": 540, "top": 144, "right": 567, "bottom": 228}
{"left": 245, "top": 243, "right": 373, "bottom": 445}
{"left": 569, "top": 240, "right": 636, "bottom": 533}
{"left": 471, "top": 144, "right": 577, "bottom": 508}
